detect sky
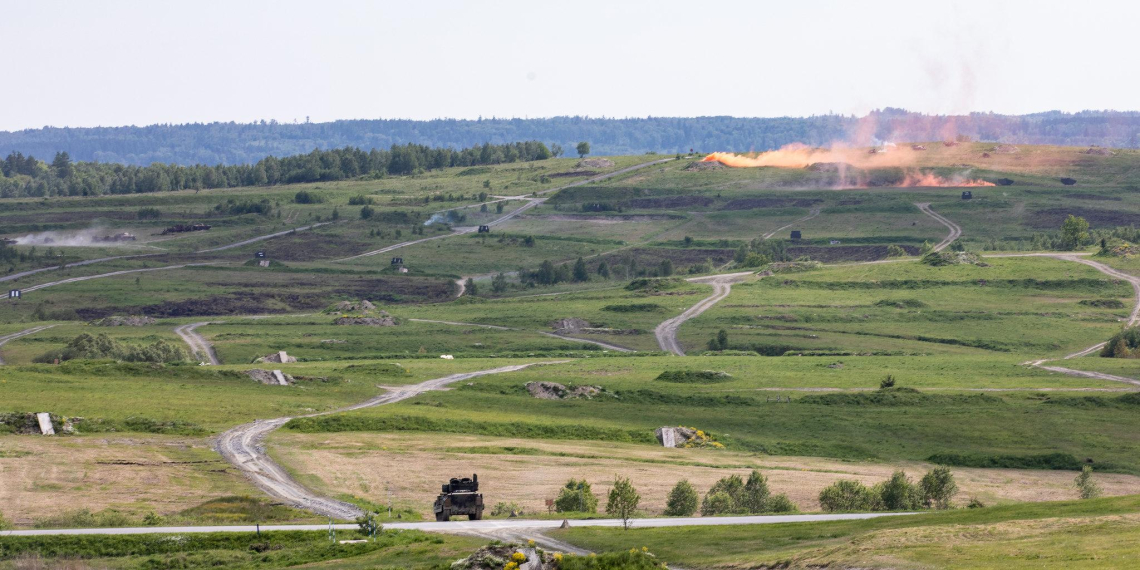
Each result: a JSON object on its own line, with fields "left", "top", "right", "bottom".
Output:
{"left": 1, "top": 0, "right": 1137, "bottom": 131}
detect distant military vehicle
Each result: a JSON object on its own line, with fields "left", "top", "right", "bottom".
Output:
{"left": 433, "top": 474, "right": 484, "bottom": 521}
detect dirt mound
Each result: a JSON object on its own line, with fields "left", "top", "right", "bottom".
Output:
{"left": 1086, "top": 147, "right": 1116, "bottom": 156}
{"left": 525, "top": 381, "right": 602, "bottom": 400}
{"left": 335, "top": 315, "right": 397, "bottom": 326}
{"left": 257, "top": 351, "right": 297, "bottom": 363}
{"left": 684, "top": 160, "right": 725, "bottom": 171}
{"left": 576, "top": 158, "right": 615, "bottom": 169}
{"left": 551, "top": 318, "right": 590, "bottom": 333}
{"left": 89, "top": 316, "right": 156, "bottom": 327}
{"left": 548, "top": 170, "right": 598, "bottom": 178}
{"left": 922, "top": 251, "right": 981, "bottom": 266}
{"left": 990, "top": 144, "right": 1020, "bottom": 154}
{"left": 245, "top": 369, "right": 294, "bottom": 385}
{"left": 806, "top": 162, "right": 857, "bottom": 173}
{"left": 329, "top": 300, "right": 375, "bottom": 313}
{"left": 721, "top": 197, "right": 822, "bottom": 210}
{"left": 785, "top": 245, "right": 919, "bottom": 263}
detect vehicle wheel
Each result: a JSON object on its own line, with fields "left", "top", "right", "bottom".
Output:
{"left": 469, "top": 511, "right": 482, "bottom": 521}
{"left": 435, "top": 511, "right": 449, "bottom": 522}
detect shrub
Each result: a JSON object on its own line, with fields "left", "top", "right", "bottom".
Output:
{"left": 819, "top": 480, "right": 876, "bottom": 512}
{"left": 765, "top": 494, "right": 798, "bottom": 513}
{"left": 348, "top": 195, "right": 374, "bottom": 205}
{"left": 664, "top": 480, "right": 698, "bottom": 516}
{"left": 1079, "top": 299, "right": 1126, "bottom": 309}
{"left": 1100, "top": 327, "right": 1140, "bottom": 358}
{"left": 875, "top": 470, "right": 922, "bottom": 510}
{"left": 555, "top": 479, "right": 598, "bottom": 513}
{"left": 740, "top": 252, "right": 770, "bottom": 268}
{"left": 928, "top": 452, "right": 1085, "bottom": 471}
{"left": 136, "top": 207, "right": 161, "bottom": 219}
{"left": 886, "top": 244, "right": 907, "bottom": 257}
{"left": 360, "top": 205, "right": 376, "bottom": 219}
{"left": 34, "top": 333, "right": 187, "bottom": 364}
{"left": 920, "top": 466, "right": 959, "bottom": 509}
{"left": 700, "top": 491, "right": 736, "bottom": 516}
{"left": 967, "top": 497, "right": 986, "bottom": 509}
{"left": 880, "top": 374, "right": 896, "bottom": 389}
{"left": 740, "top": 470, "right": 771, "bottom": 513}
{"left": 1075, "top": 466, "right": 1101, "bottom": 499}
{"left": 874, "top": 298, "right": 928, "bottom": 309}
{"left": 602, "top": 303, "right": 664, "bottom": 313}
{"left": 491, "top": 502, "right": 522, "bottom": 517}
{"left": 293, "top": 190, "right": 322, "bottom": 204}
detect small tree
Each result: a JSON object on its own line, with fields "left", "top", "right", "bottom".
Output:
{"left": 683, "top": 236, "right": 694, "bottom": 247}
{"left": 919, "top": 466, "right": 958, "bottom": 509}
{"left": 606, "top": 476, "right": 640, "bottom": 530}
{"left": 1075, "top": 465, "right": 1101, "bottom": 499}
{"left": 700, "top": 491, "right": 735, "bottom": 516}
{"left": 597, "top": 261, "right": 610, "bottom": 279}
{"left": 355, "top": 513, "right": 381, "bottom": 538}
{"left": 0, "top": 510, "right": 9, "bottom": 531}
{"left": 880, "top": 375, "right": 896, "bottom": 389}
{"left": 664, "top": 480, "right": 699, "bottom": 516}
{"left": 331, "top": 206, "right": 340, "bottom": 220}
{"left": 741, "top": 470, "right": 771, "bottom": 514}
{"left": 919, "top": 241, "right": 934, "bottom": 255}
{"left": 576, "top": 142, "right": 591, "bottom": 158}
{"left": 701, "top": 474, "right": 745, "bottom": 515}
{"left": 709, "top": 329, "right": 729, "bottom": 351}
{"left": 886, "top": 244, "right": 906, "bottom": 257}
{"left": 464, "top": 278, "right": 477, "bottom": 296}
{"left": 360, "top": 205, "right": 375, "bottom": 219}
{"left": 496, "top": 202, "right": 505, "bottom": 214}
{"left": 555, "top": 479, "right": 598, "bottom": 513}
{"left": 492, "top": 272, "right": 509, "bottom": 294}
{"left": 659, "top": 259, "right": 674, "bottom": 276}
{"left": 551, "top": 143, "right": 564, "bottom": 158}
{"left": 573, "top": 257, "right": 590, "bottom": 282}
{"left": 1061, "top": 214, "right": 1090, "bottom": 250}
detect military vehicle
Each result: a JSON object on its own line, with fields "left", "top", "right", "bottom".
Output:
{"left": 433, "top": 474, "right": 484, "bottom": 521}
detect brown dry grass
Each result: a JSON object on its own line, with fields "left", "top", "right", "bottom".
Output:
{"left": 269, "top": 432, "right": 1140, "bottom": 517}
{"left": 0, "top": 435, "right": 251, "bottom": 525}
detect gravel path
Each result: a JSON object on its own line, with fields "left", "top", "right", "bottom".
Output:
{"left": 174, "top": 322, "right": 222, "bottom": 365}
{"left": 214, "top": 362, "right": 566, "bottom": 520}
{"left": 0, "top": 325, "right": 55, "bottom": 365}
{"left": 654, "top": 272, "right": 755, "bottom": 356}
{"left": 762, "top": 208, "right": 821, "bottom": 240}
{"left": 916, "top": 202, "right": 961, "bottom": 252}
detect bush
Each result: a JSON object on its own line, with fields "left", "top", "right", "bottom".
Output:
{"left": 740, "top": 470, "right": 771, "bottom": 513}
{"left": 1079, "top": 299, "right": 1126, "bottom": 309}
{"left": 880, "top": 374, "right": 896, "bottom": 389}
{"left": 928, "top": 452, "right": 1085, "bottom": 471}
{"left": 491, "top": 502, "right": 522, "bottom": 517}
{"left": 664, "top": 480, "right": 699, "bottom": 516}
{"left": 701, "top": 475, "right": 745, "bottom": 515}
{"left": 605, "top": 476, "right": 640, "bottom": 529}
{"left": 819, "top": 480, "right": 877, "bottom": 512}
{"left": 34, "top": 333, "right": 187, "bottom": 364}
{"left": 875, "top": 470, "right": 922, "bottom": 510}
{"left": 920, "top": 466, "right": 958, "bottom": 509}
{"left": 886, "top": 244, "right": 907, "bottom": 257}
{"left": 293, "top": 190, "right": 323, "bottom": 204}
{"left": 558, "top": 550, "right": 666, "bottom": 570}
{"left": 1075, "top": 466, "right": 1101, "bottom": 499}
{"left": 602, "top": 303, "right": 664, "bottom": 313}
{"left": 765, "top": 494, "right": 798, "bottom": 513}
{"left": 136, "top": 207, "right": 161, "bottom": 219}
{"left": 1100, "top": 327, "right": 1140, "bottom": 358}
{"left": 360, "top": 205, "right": 376, "bottom": 219}
{"left": 700, "top": 491, "right": 736, "bottom": 516}
{"left": 348, "top": 195, "right": 374, "bottom": 205}
{"left": 555, "top": 479, "right": 598, "bottom": 513}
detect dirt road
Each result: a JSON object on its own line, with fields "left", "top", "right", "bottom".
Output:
{"left": 2, "top": 263, "right": 219, "bottom": 299}
{"left": 916, "top": 203, "right": 961, "bottom": 252}
{"left": 0, "top": 325, "right": 55, "bottom": 365}
{"left": 214, "top": 362, "right": 565, "bottom": 520}
{"left": 762, "top": 208, "right": 821, "bottom": 240}
{"left": 198, "top": 222, "right": 334, "bottom": 252}
{"left": 655, "top": 272, "right": 755, "bottom": 356}
{"left": 174, "top": 322, "right": 222, "bottom": 365}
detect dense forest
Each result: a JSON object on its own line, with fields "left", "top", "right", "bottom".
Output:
{"left": 0, "top": 141, "right": 552, "bottom": 198}
{"left": 2, "top": 110, "right": 1139, "bottom": 167}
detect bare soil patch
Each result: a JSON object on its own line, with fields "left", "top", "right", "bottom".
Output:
{"left": 623, "top": 196, "right": 715, "bottom": 209}
{"left": 576, "top": 158, "right": 615, "bottom": 168}
{"left": 683, "top": 161, "right": 726, "bottom": 172}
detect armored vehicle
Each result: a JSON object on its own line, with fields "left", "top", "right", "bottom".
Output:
{"left": 433, "top": 474, "right": 484, "bottom": 521}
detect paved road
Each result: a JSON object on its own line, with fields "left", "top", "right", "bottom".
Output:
{"left": 0, "top": 512, "right": 910, "bottom": 537}
{"left": 762, "top": 208, "right": 821, "bottom": 240}
{"left": 916, "top": 203, "right": 961, "bottom": 252}
{"left": 174, "top": 322, "right": 222, "bottom": 365}
{"left": 654, "top": 272, "right": 755, "bottom": 356}
{"left": 214, "top": 362, "right": 566, "bottom": 520}
{"left": 0, "top": 325, "right": 55, "bottom": 365}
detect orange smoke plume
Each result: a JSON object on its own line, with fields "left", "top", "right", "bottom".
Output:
{"left": 899, "top": 172, "right": 995, "bottom": 187}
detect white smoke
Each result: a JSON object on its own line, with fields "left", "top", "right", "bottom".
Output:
{"left": 13, "top": 227, "right": 135, "bottom": 247}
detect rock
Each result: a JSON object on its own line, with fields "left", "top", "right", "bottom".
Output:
{"left": 89, "top": 315, "right": 156, "bottom": 327}
{"left": 246, "top": 369, "right": 294, "bottom": 385}
{"left": 331, "top": 300, "right": 376, "bottom": 312}
{"left": 559, "top": 519, "right": 570, "bottom": 529}
{"left": 1086, "top": 147, "right": 1116, "bottom": 156}
{"left": 440, "top": 354, "right": 454, "bottom": 360}
{"left": 655, "top": 426, "right": 697, "bottom": 448}
{"left": 450, "top": 543, "right": 560, "bottom": 570}
{"left": 827, "top": 362, "right": 844, "bottom": 369}
{"left": 257, "top": 351, "right": 297, "bottom": 363}
{"left": 551, "top": 318, "right": 590, "bottom": 333}
{"left": 525, "top": 381, "right": 602, "bottom": 400}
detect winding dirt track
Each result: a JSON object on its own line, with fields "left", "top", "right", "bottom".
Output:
{"left": 2, "top": 263, "right": 218, "bottom": 299}
{"left": 762, "top": 208, "right": 821, "bottom": 240}
{"left": 654, "top": 272, "right": 755, "bottom": 356}
{"left": 214, "top": 362, "right": 565, "bottom": 520}
{"left": 0, "top": 325, "right": 55, "bottom": 365}
{"left": 174, "top": 322, "right": 222, "bottom": 365}
{"left": 916, "top": 202, "right": 961, "bottom": 252}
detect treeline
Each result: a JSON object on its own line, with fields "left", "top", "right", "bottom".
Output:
{"left": 0, "top": 140, "right": 552, "bottom": 198}
{"left": 3, "top": 110, "right": 1140, "bottom": 167}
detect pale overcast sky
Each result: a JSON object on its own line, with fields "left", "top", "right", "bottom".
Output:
{"left": 1, "top": 0, "right": 1136, "bottom": 131}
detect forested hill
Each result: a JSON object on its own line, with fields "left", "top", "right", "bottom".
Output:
{"left": 2, "top": 110, "right": 1139, "bottom": 167}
